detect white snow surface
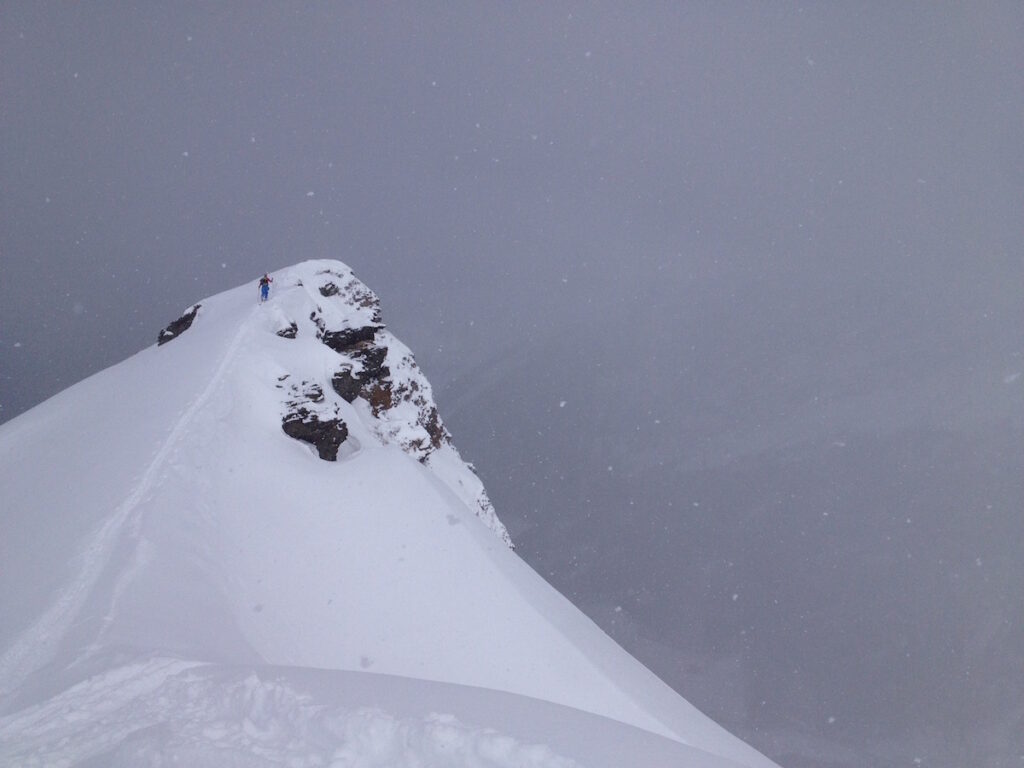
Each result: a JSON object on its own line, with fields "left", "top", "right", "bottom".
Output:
{"left": 0, "top": 260, "right": 778, "bottom": 767}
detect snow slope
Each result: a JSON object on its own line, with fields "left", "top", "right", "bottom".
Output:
{"left": 0, "top": 260, "right": 779, "bottom": 767}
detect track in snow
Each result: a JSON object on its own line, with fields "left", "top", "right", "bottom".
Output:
{"left": 0, "top": 309, "right": 257, "bottom": 698}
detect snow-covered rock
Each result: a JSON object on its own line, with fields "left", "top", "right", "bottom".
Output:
{"left": 0, "top": 260, "right": 779, "bottom": 767}
{"left": 156, "top": 302, "right": 201, "bottom": 346}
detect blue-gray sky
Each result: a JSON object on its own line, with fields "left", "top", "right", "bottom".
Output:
{"left": 2, "top": 4, "right": 1023, "bottom": 766}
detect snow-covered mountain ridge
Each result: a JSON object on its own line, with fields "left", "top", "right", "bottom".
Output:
{"left": 0, "top": 260, "right": 779, "bottom": 767}
{"left": 155, "top": 261, "right": 510, "bottom": 545}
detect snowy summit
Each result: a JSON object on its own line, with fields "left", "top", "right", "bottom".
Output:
{"left": 0, "top": 260, "right": 778, "bottom": 767}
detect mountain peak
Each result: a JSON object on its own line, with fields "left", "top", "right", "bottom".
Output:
{"left": 157, "top": 259, "right": 512, "bottom": 546}
{"left": 0, "top": 259, "right": 778, "bottom": 767}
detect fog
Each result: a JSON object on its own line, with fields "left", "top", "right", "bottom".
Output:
{"left": 2, "top": 4, "right": 1022, "bottom": 765}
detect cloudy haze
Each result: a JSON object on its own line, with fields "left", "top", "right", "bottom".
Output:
{"left": 2, "top": 3, "right": 1022, "bottom": 766}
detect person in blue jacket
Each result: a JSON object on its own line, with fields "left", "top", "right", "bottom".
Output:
{"left": 258, "top": 273, "right": 273, "bottom": 303}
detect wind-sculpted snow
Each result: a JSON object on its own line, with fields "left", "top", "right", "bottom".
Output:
{"left": 0, "top": 260, "right": 779, "bottom": 767}
{"left": 0, "top": 660, "right": 749, "bottom": 768}
{"left": 0, "top": 661, "right": 581, "bottom": 768}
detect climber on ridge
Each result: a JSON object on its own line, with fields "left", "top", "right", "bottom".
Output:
{"left": 258, "top": 273, "right": 273, "bottom": 304}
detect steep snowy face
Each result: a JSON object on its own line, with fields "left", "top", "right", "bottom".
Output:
{"left": 158, "top": 260, "right": 511, "bottom": 545}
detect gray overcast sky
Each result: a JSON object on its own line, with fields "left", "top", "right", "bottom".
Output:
{"left": 2, "top": 3, "right": 1023, "bottom": 766}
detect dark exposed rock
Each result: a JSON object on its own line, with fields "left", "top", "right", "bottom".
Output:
{"left": 320, "top": 325, "right": 379, "bottom": 353}
{"left": 281, "top": 409, "right": 348, "bottom": 461}
{"left": 331, "top": 343, "right": 390, "bottom": 404}
{"left": 319, "top": 282, "right": 340, "bottom": 297}
{"left": 366, "top": 381, "right": 393, "bottom": 415}
{"left": 157, "top": 304, "right": 201, "bottom": 346}
{"left": 422, "top": 406, "right": 445, "bottom": 450}
{"left": 281, "top": 379, "right": 338, "bottom": 458}
{"left": 349, "top": 345, "right": 389, "bottom": 381}
{"left": 276, "top": 322, "right": 298, "bottom": 339}
{"left": 331, "top": 369, "right": 362, "bottom": 403}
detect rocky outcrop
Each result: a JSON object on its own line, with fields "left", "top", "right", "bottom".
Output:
{"left": 330, "top": 344, "right": 390, "bottom": 404}
{"left": 266, "top": 260, "right": 511, "bottom": 546}
{"left": 157, "top": 304, "right": 201, "bottom": 346}
{"left": 348, "top": 345, "right": 388, "bottom": 380}
{"left": 146, "top": 262, "right": 509, "bottom": 543}
{"left": 279, "top": 378, "right": 348, "bottom": 461}
{"left": 330, "top": 369, "right": 363, "bottom": 403}
{"left": 321, "top": 325, "right": 379, "bottom": 352}
{"left": 317, "top": 269, "right": 383, "bottom": 324}
{"left": 285, "top": 277, "right": 451, "bottom": 462}
{"left": 281, "top": 409, "right": 348, "bottom": 461}
{"left": 362, "top": 355, "right": 450, "bottom": 459}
